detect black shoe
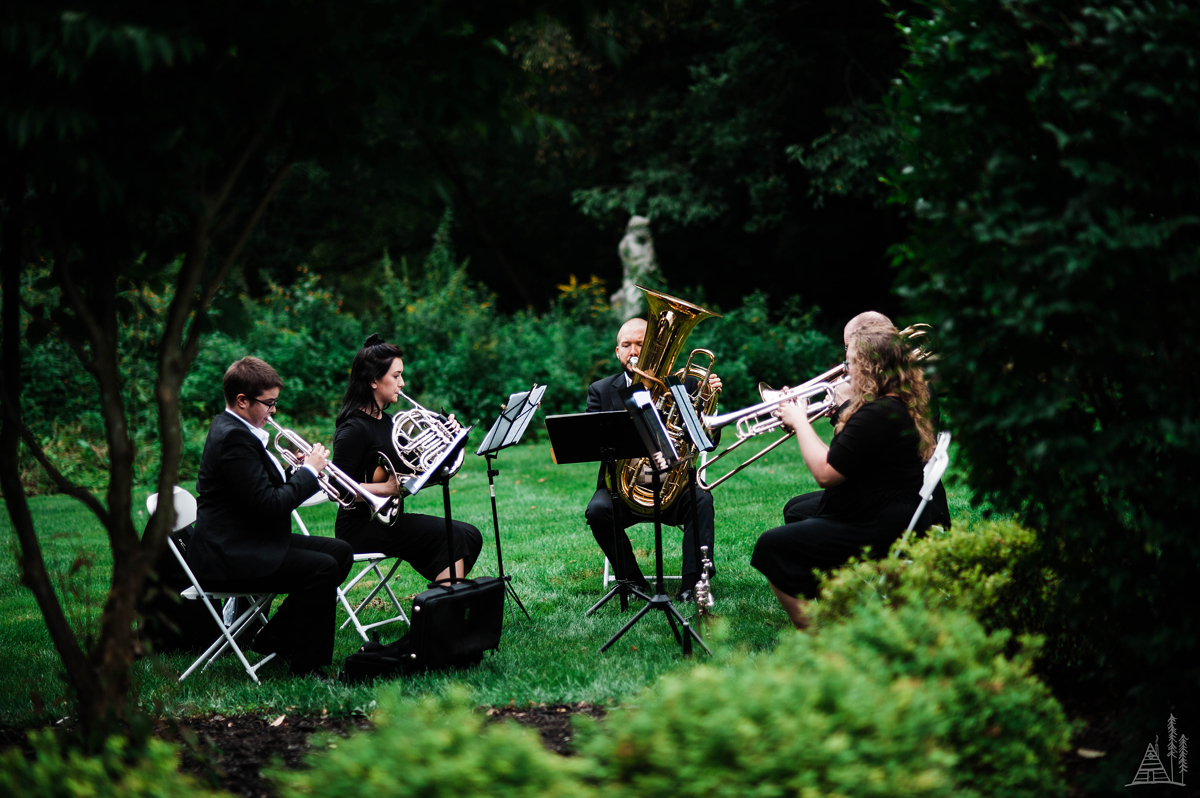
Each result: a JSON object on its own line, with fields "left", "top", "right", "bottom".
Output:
{"left": 675, "top": 574, "right": 700, "bottom": 604}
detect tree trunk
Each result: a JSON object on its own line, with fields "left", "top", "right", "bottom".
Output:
{"left": 0, "top": 177, "right": 104, "bottom": 739}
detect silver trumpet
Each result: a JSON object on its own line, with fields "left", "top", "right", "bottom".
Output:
{"left": 265, "top": 417, "right": 399, "bottom": 525}
{"left": 697, "top": 381, "right": 839, "bottom": 490}
{"left": 696, "top": 323, "right": 934, "bottom": 490}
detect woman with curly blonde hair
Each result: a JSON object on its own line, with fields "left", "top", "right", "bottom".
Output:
{"left": 751, "top": 312, "right": 949, "bottom": 628}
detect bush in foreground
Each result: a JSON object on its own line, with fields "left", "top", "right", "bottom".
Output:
{"left": 0, "top": 731, "right": 223, "bottom": 798}
{"left": 813, "top": 519, "right": 1057, "bottom": 636}
{"left": 272, "top": 689, "right": 596, "bottom": 798}
{"left": 581, "top": 603, "right": 1071, "bottom": 798}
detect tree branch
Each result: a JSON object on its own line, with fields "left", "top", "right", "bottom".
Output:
{"left": 184, "top": 157, "right": 293, "bottom": 361}
{"left": 200, "top": 89, "right": 287, "bottom": 216}
{"left": 5, "top": 408, "right": 111, "bottom": 525}
{"left": 0, "top": 174, "right": 94, "bottom": 706}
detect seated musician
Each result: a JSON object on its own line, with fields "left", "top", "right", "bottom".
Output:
{"left": 331, "top": 334, "right": 482, "bottom": 582}
{"left": 782, "top": 312, "right": 952, "bottom": 528}
{"left": 751, "top": 315, "right": 949, "bottom": 629}
{"left": 187, "top": 357, "right": 354, "bottom": 677}
{"left": 584, "top": 318, "right": 721, "bottom": 602}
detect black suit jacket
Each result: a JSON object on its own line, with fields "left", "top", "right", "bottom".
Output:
{"left": 187, "top": 413, "right": 319, "bottom": 582}
{"left": 585, "top": 372, "right": 715, "bottom": 490}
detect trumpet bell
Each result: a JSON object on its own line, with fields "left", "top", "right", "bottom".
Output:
{"left": 757, "top": 382, "right": 790, "bottom": 403}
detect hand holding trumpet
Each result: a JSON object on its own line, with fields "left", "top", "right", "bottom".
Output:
{"left": 773, "top": 395, "right": 811, "bottom": 432}
{"left": 298, "top": 442, "right": 330, "bottom": 473}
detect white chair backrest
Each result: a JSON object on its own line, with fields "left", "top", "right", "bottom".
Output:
{"left": 918, "top": 431, "right": 952, "bottom": 501}
{"left": 146, "top": 487, "right": 198, "bottom": 532}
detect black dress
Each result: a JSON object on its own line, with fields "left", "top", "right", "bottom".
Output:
{"left": 751, "top": 397, "right": 947, "bottom": 598}
{"left": 332, "top": 411, "right": 482, "bottom": 582}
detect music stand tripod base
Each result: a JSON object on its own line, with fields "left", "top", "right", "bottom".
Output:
{"left": 600, "top": 386, "right": 712, "bottom": 657}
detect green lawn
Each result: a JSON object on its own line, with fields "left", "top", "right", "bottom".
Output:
{"left": 0, "top": 431, "right": 978, "bottom": 725}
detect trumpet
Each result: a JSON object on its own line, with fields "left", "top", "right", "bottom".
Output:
{"left": 696, "top": 323, "right": 935, "bottom": 490}
{"left": 265, "top": 417, "right": 399, "bottom": 525}
{"left": 698, "top": 381, "right": 839, "bottom": 490}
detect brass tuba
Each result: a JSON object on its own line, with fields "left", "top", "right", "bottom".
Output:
{"left": 613, "top": 286, "right": 721, "bottom": 516}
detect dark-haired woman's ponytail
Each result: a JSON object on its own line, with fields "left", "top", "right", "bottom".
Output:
{"left": 363, "top": 332, "right": 383, "bottom": 347}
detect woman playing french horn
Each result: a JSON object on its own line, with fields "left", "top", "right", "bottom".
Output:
{"left": 331, "top": 334, "right": 482, "bottom": 582}
{"left": 751, "top": 312, "right": 950, "bottom": 629}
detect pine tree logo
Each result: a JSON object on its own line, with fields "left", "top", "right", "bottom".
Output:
{"left": 1127, "top": 714, "right": 1188, "bottom": 787}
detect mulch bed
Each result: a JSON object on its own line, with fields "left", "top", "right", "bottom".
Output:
{"left": 163, "top": 704, "right": 604, "bottom": 797}
{"left": 0, "top": 696, "right": 1126, "bottom": 797}
{"left": 0, "top": 704, "right": 605, "bottom": 798}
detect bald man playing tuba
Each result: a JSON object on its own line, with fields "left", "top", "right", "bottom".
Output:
{"left": 584, "top": 317, "right": 722, "bottom": 603}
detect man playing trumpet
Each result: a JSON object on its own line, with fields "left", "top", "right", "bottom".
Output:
{"left": 584, "top": 317, "right": 721, "bottom": 603}
{"left": 187, "top": 357, "right": 354, "bottom": 677}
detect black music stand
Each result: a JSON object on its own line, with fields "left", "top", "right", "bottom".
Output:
{"left": 474, "top": 384, "right": 547, "bottom": 619}
{"left": 667, "top": 375, "right": 717, "bottom": 641}
{"left": 400, "top": 427, "right": 473, "bottom": 586}
{"left": 597, "top": 386, "right": 711, "bottom": 656}
{"left": 544, "top": 410, "right": 649, "bottom": 615}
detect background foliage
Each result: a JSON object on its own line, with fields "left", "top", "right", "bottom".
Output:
{"left": 12, "top": 218, "right": 838, "bottom": 495}
{"left": 891, "top": 0, "right": 1200, "bottom": 713}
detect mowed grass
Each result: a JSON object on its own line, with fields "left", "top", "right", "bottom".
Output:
{"left": 0, "top": 430, "right": 979, "bottom": 724}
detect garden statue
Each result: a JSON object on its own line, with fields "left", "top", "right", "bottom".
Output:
{"left": 612, "top": 215, "right": 660, "bottom": 321}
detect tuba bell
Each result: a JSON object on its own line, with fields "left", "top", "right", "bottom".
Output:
{"left": 612, "top": 285, "right": 721, "bottom": 516}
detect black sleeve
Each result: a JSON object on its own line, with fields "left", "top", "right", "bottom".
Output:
{"left": 586, "top": 380, "right": 603, "bottom": 413}
{"left": 218, "top": 433, "right": 319, "bottom": 523}
{"left": 826, "top": 403, "right": 891, "bottom": 478}
{"left": 333, "top": 417, "right": 371, "bottom": 482}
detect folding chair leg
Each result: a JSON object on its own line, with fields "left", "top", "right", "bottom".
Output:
{"left": 338, "top": 560, "right": 409, "bottom": 642}
{"left": 179, "top": 594, "right": 276, "bottom": 684}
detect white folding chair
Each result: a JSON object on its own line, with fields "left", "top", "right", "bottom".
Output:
{"left": 906, "top": 431, "right": 952, "bottom": 533}
{"left": 146, "top": 488, "right": 278, "bottom": 684}
{"left": 290, "top": 492, "right": 409, "bottom": 641}
{"left": 601, "top": 525, "right": 685, "bottom": 589}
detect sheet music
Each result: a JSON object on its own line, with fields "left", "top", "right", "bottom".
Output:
{"left": 401, "top": 427, "right": 472, "bottom": 496}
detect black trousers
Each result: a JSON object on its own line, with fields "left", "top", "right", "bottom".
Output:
{"left": 338, "top": 513, "right": 483, "bottom": 583}
{"left": 585, "top": 484, "right": 715, "bottom": 589}
{"left": 757, "top": 489, "right": 951, "bottom": 599}
{"left": 203, "top": 534, "right": 353, "bottom": 669}
{"left": 785, "top": 487, "right": 952, "bottom": 528}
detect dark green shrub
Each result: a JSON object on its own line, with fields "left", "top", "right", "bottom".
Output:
{"left": 183, "top": 269, "right": 367, "bottom": 423}
{"left": 582, "top": 602, "right": 1070, "bottom": 798}
{"left": 272, "top": 688, "right": 595, "bottom": 798}
{"left": 810, "top": 519, "right": 1090, "bottom": 667}
{"left": 690, "top": 291, "right": 839, "bottom": 413}
{"left": 0, "top": 731, "right": 220, "bottom": 798}
{"left": 892, "top": 0, "right": 1200, "bottom": 698}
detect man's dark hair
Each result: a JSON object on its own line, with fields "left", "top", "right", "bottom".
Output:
{"left": 223, "top": 357, "right": 283, "bottom": 407}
